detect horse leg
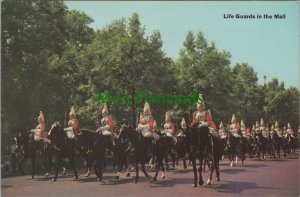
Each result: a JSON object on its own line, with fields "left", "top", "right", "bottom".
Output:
{"left": 68, "top": 156, "right": 78, "bottom": 180}
{"left": 97, "top": 154, "right": 104, "bottom": 181}
{"left": 124, "top": 155, "right": 130, "bottom": 177}
{"left": 52, "top": 156, "right": 61, "bottom": 182}
{"left": 134, "top": 159, "right": 139, "bottom": 183}
{"left": 84, "top": 155, "right": 91, "bottom": 177}
{"left": 45, "top": 152, "right": 53, "bottom": 177}
{"left": 216, "top": 159, "right": 220, "bottom": 181}
{"left": 152, "top": 158, "right": 160, "bottom": 181}
{"left": 229, "top": 149, "right": 233, "bottom": 166}
{"left": 183, "top": 158, "right": 187, "bottom": 169}
{"left": 94, "top": 164, "right": 99, "bottom": 180}
{"left": 191, "top": 158, "right": 197, "bottom": 187}
{"left": 141, "top": 160, "right": 150, "bottom": 179}
{"left": 30, "top": 153, "right": 35, "bottom": 179}
{"left": 18, "top": 155, "right": 26, "bottom": 176}
{"left": 165, "top": 157, "right": 169, "bottom": 171}
{"left": 198, "top": 158, "right": 204, "bottom": 186}
{"left": 207, "top": 159, "right": 214, "bottom": 185}
{"left": 115, "top": 154, "right": 123, "bottom": 179}
{"left": 171, "top": 153, "right": 176, "bottom": 169}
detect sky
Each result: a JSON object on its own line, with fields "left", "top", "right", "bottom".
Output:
{"left": 66, "top": 1, "right": 299, "bottom": 88}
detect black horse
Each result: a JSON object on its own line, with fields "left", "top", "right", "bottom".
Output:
{"left": 175, "top": 129, "right": 189, "bottom": 169}
{"left": 254, "top": 132, "right": 267, "bottom": 160}
{"left": 151, "top": 133, "right": 169, "bottom": 181}
{"left": 47, "top": 122, "right": 78, "bottom": 181}
{"left": 114, "top": 123, "right": 133, "bottom": 179}
{"left": 285, "top": 134, "right": 297, "bottom": 156}
{"left": 226, "top": 132, "right": 245, "bottom": 166}
{"left": 14, "top": 131, "right": 42, "bottom": 179}
{"left": 186, "top": 125, "right": 220, "bottom": 187}
{"left": 270, "top": 131, "right": 282, "bottom": 158}
{"left": 164, "top": 136, "right": 177, "bottom": 171}
{"left": 76, "top": 128, "right": 98, "bottom": 177}
{"left": 246, "top": 134, "right": 256, "bottom": 158}
{"left": 128, "top": 128, "right": 153, "bottom": 183}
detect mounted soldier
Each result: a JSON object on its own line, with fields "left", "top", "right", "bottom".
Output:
{"left": 162, "top": 111, "right": 176, "bottom": 143}
{"left": 29, "top": 111, "right": 46, "bottom": 141}
{"left": 176, "top": 117, "right": 188, "bottom": 168}
{"left": 64, "top": 106, "right": 78, "bottom": 153}
{"left": 218, "top": 121, "right": 227, "bottom": 160}
{"left": 260, "top": 119, "right": 269, "bottom": 139}
{"left": 240, "top": 120, "right": 247, "bottom": 138}
{"left": 286, "top": 122, "right": 295, "bottom": 138}
{"left": 218, "top": 121, "right": 227, "bottom": 140}
{"left": 274, "top": 121, "right": 282, "bottom": 137}
{"left": 136, "top": 101, "right": 159, "bottom": 141}
{"left": 190, "top": 94, "right": 212, "bottom": 131}
{"left": 97, "top": 103, "right": 113, "bottom": 136}
{"left": 28, "top": 111, "right": 46, "bottom": 152}
{"left": 229, "top": 114, "right": 241, "bottom": 138}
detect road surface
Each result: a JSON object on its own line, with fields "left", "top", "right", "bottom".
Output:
{"left": 2, "top": 154, "right": 299, "bottom": 197}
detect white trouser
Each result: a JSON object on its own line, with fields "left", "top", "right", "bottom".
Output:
{"left": 64, "top": 127, "right": 76, "bottom": 139}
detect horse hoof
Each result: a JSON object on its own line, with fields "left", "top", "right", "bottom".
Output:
{"left": 73, "top": 175, "right": 78, "bottom": 180}
{"left": 130, "top": 167, "right": 135, "bottom": 172}
{"left": 84, "top": 171, "right": 92, "bottom": 177}
{"left": 161, "top": 175, "right": 165, "bottom": 179}
{"left": 198, "top": 180, "right": 204, "bottom": 185}
{"left": 44, "top": 173, "right": 49, "bottom": 177}
{"left": 230, "top": 162, "right": 233, "bottom": 167}
{"left": 216, "top": 177, "right": 220, "bottom": 181}
{"left": 133, "top": 179, "right": 137, "bottom": 183}
{"left": 152, "top": 177, "right": 157, "bottom": 182}
{"left": 52, "top": 178, "right": 57, "bottom": 182}
{"left": 192, "top": 183, "right": 197, "bottom": 187}
{"left": 206, "top": 179, "right": 211, "bottom": 185}
{"left": 30, "top": 176, "right": 34, "bottom": 179}
{"left": 115, "top": 175, "right": 119, "bottom": 179}
{"left": 97, "top": 177, "right": 102, "bottom": 182}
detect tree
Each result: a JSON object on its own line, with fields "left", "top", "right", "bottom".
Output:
{"left": 176, "top": 31, "right": 233, "bottom": 124}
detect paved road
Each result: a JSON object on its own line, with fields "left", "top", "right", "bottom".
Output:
{"left": 2, "top": 153, "right": 299, "bottom": 197}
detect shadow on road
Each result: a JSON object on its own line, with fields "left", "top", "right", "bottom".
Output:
{"left": 173, "top": 169, "right": 193, "bottom": 174}
{"left": 244, "top": 164, "right": 268, "bottom": 168}
{"left": 209, "top": 180, "right": 277, "bottom": 194}
{"left": 221, "top": 168, "right": 252, "bottom": 174}
{"left": 150, "top": 177, "right": 193, "bottom": 187}
{"left": 1, "top": 185, "right": 12, "bottom": 189}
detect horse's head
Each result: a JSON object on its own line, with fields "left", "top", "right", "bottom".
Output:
{"left": 14, "top": 131, "right": 29, "bottom": 150}
{"left": 48, "top": 122, "right": 65, "bottom": 142}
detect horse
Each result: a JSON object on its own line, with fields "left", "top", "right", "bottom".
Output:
{"left": 114, "top": 124, "right": 133, "bottom": 179}
{"left": 285, "top": 134, "right": 297, "bottom": 156}
{"left": 246, "top": 134, "right": 256, "bottom": 158}
{"left": 226, "top": 132, "right": 245, "bottom": 166}
{"left": 127, "top": 127, "right": 153, "bottom": 183}
{"left": 254, "top": 132, "right": 267, "bottom": 160}
{"left": 270, "top": 131, "right": 282, "bottom": 158}
{"left": 47, "top": 122, "right": 78, "bottom": 181}
{"left": 164, "top": 136, "right": 177, "bottom": 171}
{"left": 186, "top": 124, "right": 220, "bottom": 187}
{"left": 14, "top": 131, "right": 41, "bottom": 179}
{"left": 219, "top": 135, "right": 227, "bottom": 160}
{"left": 175, "top": 131, "right": 189, "bottom": 169}
{"left": 151, "top": 133, "right": 169, "bottom": 181}
{"left": 76, "top": 128, "right": 98, "bottom": 177}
